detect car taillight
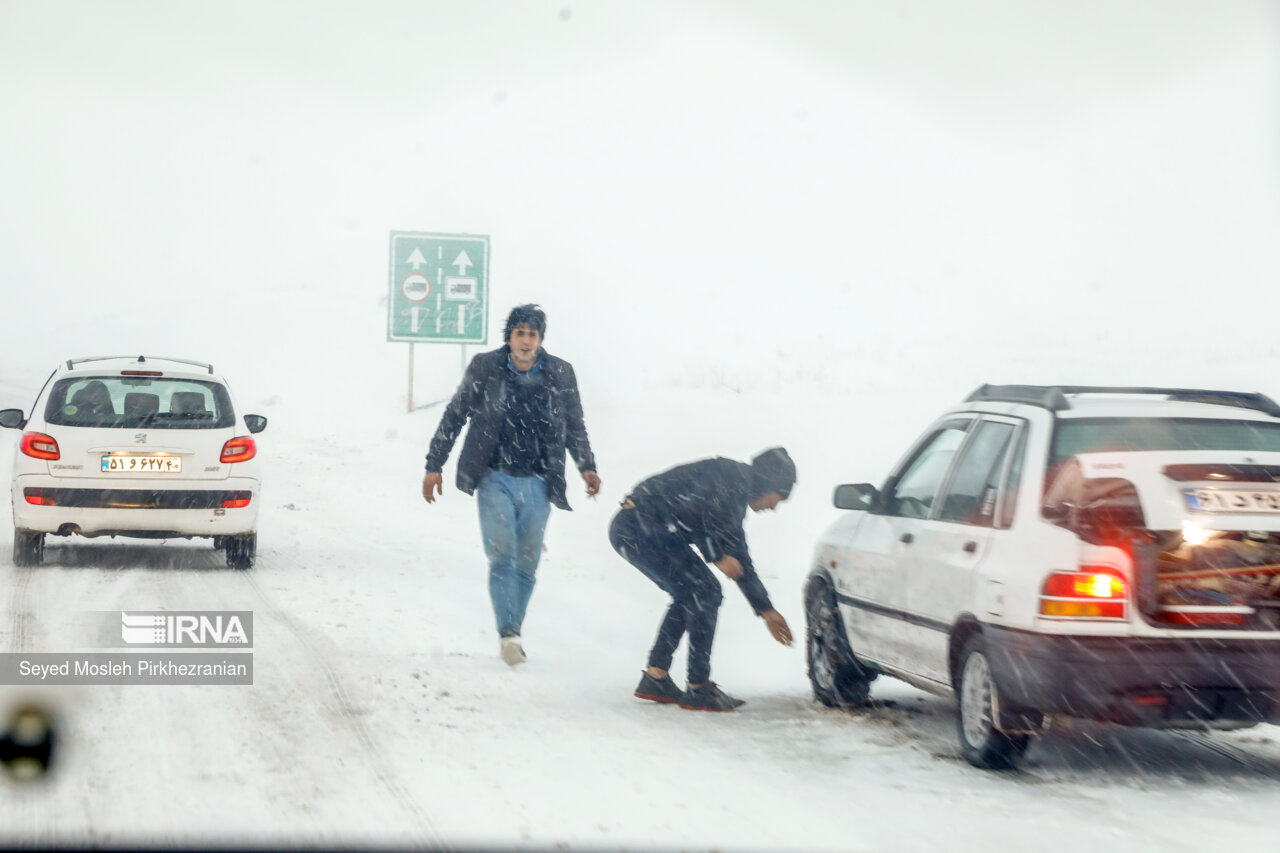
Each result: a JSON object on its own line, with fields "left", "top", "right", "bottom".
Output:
{"left": 20, "top": 432, "right": 59, "bottom": 461}
{"left": 222, "top": 492, "right": 252, "bottom": 509}
{"left": 24, "top": 489, "right": 55, "bottom": 506}
{"left": 220, "top": 436, "right": 256, "bottom": 464}
{"left": 1039, "top": 568, "right": 1128, "bottom": 619}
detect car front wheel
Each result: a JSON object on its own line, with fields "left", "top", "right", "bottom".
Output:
{"left": 955, "top": 634, "right": 1030, "bottom": 769}
{"left": 12, "top": 531, "right": 44, "bottom": 567}
{"left": 805, "top": 579, "right": 874, "bottom": 707}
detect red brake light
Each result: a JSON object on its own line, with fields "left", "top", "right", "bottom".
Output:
{"left": 24, "top": 489, "right": 55, "bottom": 506}
{"left": 20, "top": 432, "right": 60, "bottom": 461}
{"left": 121, "top": 370, "right": 163, "bottom": 376}
{"left": 222, "top": 492, "right": 252, "bottom": 509}
{"left": 1042, "top": 572, "right": 1127, "bottom": 599}
{"left": 1039, "top": 568, "right": 1128, "bottom": 619}
{"left": 220, "top": 436, "right": 256, "bottom": 464}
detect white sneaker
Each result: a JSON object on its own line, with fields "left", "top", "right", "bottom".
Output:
{"left": 500, "top": 635, "right": 526, "bottom": 666}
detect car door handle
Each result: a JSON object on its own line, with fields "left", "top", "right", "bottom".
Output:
{"left": 963, "top": 541, "right": 977, "bottom": 553}
{"left": 900, "top": 533, "right": 914, "bottom": 544}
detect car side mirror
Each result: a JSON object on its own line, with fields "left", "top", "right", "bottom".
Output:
{"left": 0, "top": 409, "right": 25, "bottom": 429}
{"left": 834, "top": 483, "right": 878, "bottom": 510}
{"left": 244, "top": 414, "right": 268, "bottom": 434}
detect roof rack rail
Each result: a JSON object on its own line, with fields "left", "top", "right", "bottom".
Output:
{"left": 65, "top": 355, "right": 214, "bottom": 375}
{"left": 965, "top": 385, "right": 1280, "bottom": 418}
{"left": 965, "top": 385, "right": 1071, "bottom": 411}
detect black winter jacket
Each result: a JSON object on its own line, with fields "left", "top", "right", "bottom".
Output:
{"left": 626, "top": 457, "right": 774, "bottom": 614}
{"left": 424, "top": 346, "right": 597, "bottom": 511}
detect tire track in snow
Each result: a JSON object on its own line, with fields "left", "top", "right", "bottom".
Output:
{"left": 5, "top": 565, "right": 32, "bottom": 653}
{"left": 1, "top": 563, "right": 65, "bottom": 850}
{"left": 234, "top": 568, "right": 448, "bottom": 850}
{"left": 2, "top": 563, "right": 34, "bottom": 843}
{"left": 1168, "top": 731, "right": 1280, "bottom": 781}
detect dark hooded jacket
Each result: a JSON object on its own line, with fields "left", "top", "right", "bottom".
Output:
{"left": 625, "top": 457, "right": 775, "bottom": 614}
{"left": 424, "top": 345, "right": 596, "bottom": 511}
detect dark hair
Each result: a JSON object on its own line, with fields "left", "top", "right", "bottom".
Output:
{"left": 750, "top": 447, "right": 796, "bottom": 499}
{"left": 503, "top": 304, "right": 547, "bottom": 341}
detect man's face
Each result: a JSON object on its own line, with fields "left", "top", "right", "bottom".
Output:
{"left": 508, "top": 323, "right": 542, "bottom": 366}
{"left": 749, "top": 491, "right": 786, "bottom": 512}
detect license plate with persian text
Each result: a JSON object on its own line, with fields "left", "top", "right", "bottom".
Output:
{"left": 101, "top": 454, "right": 182, "bottom": 473}
{"left": 1183, "top": 488, "right": 1280, "bottom": 513}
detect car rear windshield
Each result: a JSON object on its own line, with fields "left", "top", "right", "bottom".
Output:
{"left": 1051, "top": 417, "right": 1280, "bottom": 465}
{"left": 44, "top": 376, "right": 235, "bottom": 430}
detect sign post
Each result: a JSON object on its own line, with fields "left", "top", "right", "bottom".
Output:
{"left": 388, "top": 231, "right": 490, "bottom": 411}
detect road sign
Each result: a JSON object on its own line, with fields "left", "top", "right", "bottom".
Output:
{"left": 387, "top": 231, "right": 490, "bottom": 343}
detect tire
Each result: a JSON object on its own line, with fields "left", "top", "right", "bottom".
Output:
{"left": 12, "top": 531, "right": 44, "bottom": 567}
{"left": 225, "top": 534, "right": 256, "bottom": 570}
{"left": 955, "top": 634, "right": 1031, "bottom": 769}
{"left": 805, "top": 579, "right": 874, "bottom": 707}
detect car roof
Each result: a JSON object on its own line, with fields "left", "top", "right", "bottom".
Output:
{"left": 960, "top": 384, "right": 1280, "bottom": 424}
{"left": 55, "top": 355, "right": 224, "bottom": 382}
{"left": 1051, "top": 394, "right": 1280, "bottom": 422}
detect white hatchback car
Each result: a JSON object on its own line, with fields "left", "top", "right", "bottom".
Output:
{"left": 1, "top": 356, "right": 266, "bottom": 569}
{"left": 805, "top": 385, "right": 1280, "bottom": 769}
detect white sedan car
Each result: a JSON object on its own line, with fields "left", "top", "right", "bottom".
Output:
{"left": 806, "top": 385, "right": 1280, "bottom": 769}
{"left": 1, "top": 356, "right": 265, "bottom": 569}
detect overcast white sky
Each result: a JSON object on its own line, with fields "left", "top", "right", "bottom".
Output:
{"left": 1, "top": 1, "right": 1277, "bottom": 407}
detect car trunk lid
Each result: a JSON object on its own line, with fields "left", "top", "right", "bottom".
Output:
{"left": 45, "top": 425, "right": 236, "bottom": 481}
{"left": 1046, "top": 450, "right": 1280, "bottom": 632}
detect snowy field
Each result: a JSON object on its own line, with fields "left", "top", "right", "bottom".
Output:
{"left": 2, "top": 1, "right": 1280, "bottom": 850}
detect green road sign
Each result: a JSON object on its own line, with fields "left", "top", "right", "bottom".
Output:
{"left": 387, "top": 231, "right": 490, "bottom": 343}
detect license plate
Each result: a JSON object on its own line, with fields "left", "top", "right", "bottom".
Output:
{"left": 101, "top": 454, "right": 182, "bottom": 473}
{"left": 1183, "top": 488, "right": 1280, "bottom": 513}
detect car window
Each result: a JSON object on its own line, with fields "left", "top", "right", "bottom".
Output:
{"left": 1051, "top": 417, "right": 1280, "bottom": 465}
{"left": 885, "top": 419, "right": 970, "bottom": 519}
{"left": 44, "top": 376, "right": 235, "bottom": 429}
{"left": 936, "top": 420, "right": 1015, "bottom": 526}
{"left": 997, "top": 426, "right": 1027, "bottom": 528}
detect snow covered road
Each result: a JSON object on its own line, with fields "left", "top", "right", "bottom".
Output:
{"left": 3, "top": 394, "right": 1280, "bottom": 852}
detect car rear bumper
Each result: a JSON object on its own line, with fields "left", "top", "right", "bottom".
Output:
{"left": 984, "top": 625, "right": 1280, "bottom": 727}
{"left": 12, "top": 475, "right": 260, "bottom": 536}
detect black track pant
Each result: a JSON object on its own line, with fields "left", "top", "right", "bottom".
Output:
{"left": 609, "top": 507, "right": 723, "bottom": 684}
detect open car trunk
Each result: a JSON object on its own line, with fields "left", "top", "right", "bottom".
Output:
{"left": 1044, "top": 451, "right": 1280, "bottom": 630}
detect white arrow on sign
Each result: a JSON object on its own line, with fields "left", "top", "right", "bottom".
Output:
{"left": 452, "top": 250, "right": 473, "bottom": 276}
{"left": 407, "top": 248, "right": 428, "bottom": 270}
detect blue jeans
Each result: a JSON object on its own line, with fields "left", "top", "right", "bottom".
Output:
{"left": 477, "top": 469, "right": 551, "bottom": 637}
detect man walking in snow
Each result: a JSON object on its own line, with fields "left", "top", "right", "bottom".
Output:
{"left": 423, "top": 304, "right": 601, "bottom": 666}
{"left": 609, "top": 448, "right": 795, "bottom": 711}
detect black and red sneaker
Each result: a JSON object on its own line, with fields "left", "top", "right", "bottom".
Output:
{"left": 634, "top": 672, "right": 683, "bottom": 704}
{"left": 678, "top": 682, "right": 746, "bottom": 712}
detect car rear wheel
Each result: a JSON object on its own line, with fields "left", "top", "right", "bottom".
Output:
{"left": 225, "top": 534, "right": 256, "bottom": 570}
{"left": 12, "top": 531, "right": 44, "bottom": 567}
{"left": 805, "top": 579, "right": 874, "bottom": 707}
{"left": 956, "top": 634, "right": 1030, "bottom": 769}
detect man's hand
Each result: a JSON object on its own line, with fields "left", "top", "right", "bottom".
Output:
{"left": 714, "top": 555, "right": 743, "bottom": 580}
{"left": 582, "top": 470, "right": 601, "bottom": 498}
{"left": 422, "top": 472, "right": 443, "bottom": 504}
{"left": 761, "top": 609, "right": 793, "bottom": 646}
